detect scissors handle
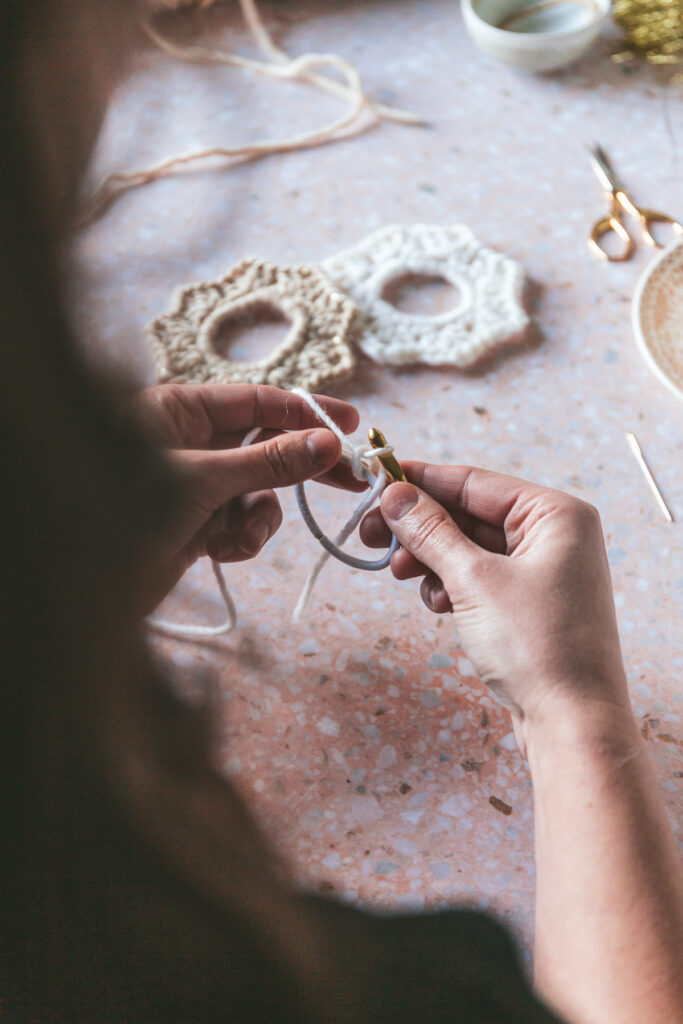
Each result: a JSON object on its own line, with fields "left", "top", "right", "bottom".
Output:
{"left": 632, "top": 206, "right": 683, "bottom": 250}
{"left": 588, "top": 205, "right": 635, "bottom": 263}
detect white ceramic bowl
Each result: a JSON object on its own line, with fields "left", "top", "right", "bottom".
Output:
{"left": 461, "top": 0, "right": 610, "bottom": 72}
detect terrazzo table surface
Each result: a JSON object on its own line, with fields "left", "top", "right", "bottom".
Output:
{"left": 74, "top": 0, "right": 683, "bottom": 952}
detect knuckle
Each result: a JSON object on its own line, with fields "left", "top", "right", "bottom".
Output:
{"left": 406, "top": 508, "right": 448, "bottom": 555}
{"left": 146, "top": 381, "right": 179, "bottom": 420}
{"left": 580, "top": 499, "right": 601, "bottom": 524}
{"left": 544, "top": 492, "right": 603, "bottom": 545}
{"left": 262, "top": 436, "right": 293, "bottom": 485}
{"left": 565, "top": 496, "right": 601, "bottom": 529}
{"left": 154, "top": 384, "right": 211, "bottom": 447}
{"left": 155, "top": 383, "right": 184, "bottom": 416}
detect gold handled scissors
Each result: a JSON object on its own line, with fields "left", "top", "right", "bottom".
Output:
{"left": 587, "top": 144, "right": 683, "bottom": 262}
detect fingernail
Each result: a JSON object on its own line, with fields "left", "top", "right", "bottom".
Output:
{"left": 208, "top": 536, "right": 236, "bottom": 560}
{"left": 241, "top": 521, "right": 269, "bottom": 555}
{"left": 382, "top": 482, "right": 419, "bottom": 521}
{"left": 307, "top": 428, "right": 338, "bottom": 468}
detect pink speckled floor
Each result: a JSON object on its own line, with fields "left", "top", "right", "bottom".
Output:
{"left": 73, "top": 1, "right": 683, "bottom": 951}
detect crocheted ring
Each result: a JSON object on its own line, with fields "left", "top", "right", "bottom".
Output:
{"left": 147, "top": 258, "right": 357, "bottom": 391}
{"left": 322, "top": 223, "right": 529, "bottom": 367}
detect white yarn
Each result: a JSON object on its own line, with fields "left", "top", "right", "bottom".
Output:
{"left": 290, "top": 387, "right": 394, "bottom": 482}
{"left": 147, "top": 390, "right": 396, "bottom": 639}
{"left": 292, "top": 467, "right": 387, "bottom": 622}
{"left": 291, "top": 387, "right": 347, "bottom": 444}
{"left": 148, "top": 557, "right": 236, "bottom": 639}
{"left": 322, "top": 224, "right": 529, "bottom": 367}
{"left": 147, "top": 428, "right": 264, "bottom": 640}
{"left": 290, "top": 388, "right": 395, "bottom": 622}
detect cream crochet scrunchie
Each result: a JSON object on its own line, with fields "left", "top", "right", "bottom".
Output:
{"left": 148, "top": 257, "right": 357, "bottom": 391}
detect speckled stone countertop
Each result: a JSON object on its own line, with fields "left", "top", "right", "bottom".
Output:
{"left": 73, "top": 0, "right": 683, "bottom": 952}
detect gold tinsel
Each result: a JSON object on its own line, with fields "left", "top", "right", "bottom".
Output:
{"left": 613, "top": 0, "right": 683, "bottom": 64}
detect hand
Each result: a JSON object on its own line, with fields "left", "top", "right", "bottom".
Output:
{"left": 361, "top": 463, "right": 630, "bottom": 749}
{"left": 135, "top": 383, "right": 360, "bottom": 613}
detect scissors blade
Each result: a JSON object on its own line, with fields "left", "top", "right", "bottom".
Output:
{"left": 587, "top": 144, "right": 621, "bottom": 193}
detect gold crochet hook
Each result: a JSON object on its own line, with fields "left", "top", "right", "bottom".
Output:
{"left": 368, "top": 428, "right": 406, "bottom": 483}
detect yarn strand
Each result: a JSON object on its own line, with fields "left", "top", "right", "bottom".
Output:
{"left": 238, "top": 0, "right": 421, "bottom": 123}
{"left": 146, "top": 425, "right": 264, "bottom": 640}
{"left": 146, "top": 6, "right": 420, "bottom": 124}
{"left": 290, "top": 388, "right": 399, "bottom": 621}
{"left": 82, "top": 0, "right": 421, "bottom": 222}
{"left": 148, "top": 557, "right": 237, "bottom": 638}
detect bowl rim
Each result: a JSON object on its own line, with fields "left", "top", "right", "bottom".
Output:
{"left": 461, "top": 0, "right": 610, "bottom": 44}
{"left": 631, "top": 239, "right": 683, "bottom": 404}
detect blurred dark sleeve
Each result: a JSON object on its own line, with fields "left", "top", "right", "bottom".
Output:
{"left": 297, "top": 893, "right": 564, "bottom": 1024}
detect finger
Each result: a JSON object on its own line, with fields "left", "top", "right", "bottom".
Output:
{"left": 316, "top": 460, "right": 368, "bottom": 493}
{"left": 467, "top": 519, "right": 507, "bottom": 555}
{"left": 356, "top": 513, "right": 426, "bottom": 575}
{"left": 177, "top": 428, "right": 342, "bottom": 510}
{"left": 235, "top": 490, "right": 283, "bottom": 555}
{"left": 360, "top": 505, "right": 506, "bottom": 555}
{"left": 208, "top": 431, "right": 366, "bottom": 493}
{"left": 140, "top": 383, "right": 359, "bottom": 448}
{"left": 380, "top": 482, "right": 484, "bottom": 588}
{"left": 389, "top": 547, "right": 430, "bottom": 579}
{"left": 420, "top": 574, "right": 453, "bottom": 614}
{"left": 207, "top": 491, "right": 283, "bottom": 561}
{"left": 399, "top": 461, "right": 550, "bottom": 529}
{"left": 207, "top": 539, "right": 271, "bottom": 563}
{"left": 208, "top": 428, "right": 279, "bottom": 451}
{"left": 359, "top": 508, "right": 393, "bottom": 548}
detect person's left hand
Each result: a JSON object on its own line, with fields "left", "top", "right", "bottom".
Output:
{"left": 135, "top": 383, "right": 361, "bottom": 612}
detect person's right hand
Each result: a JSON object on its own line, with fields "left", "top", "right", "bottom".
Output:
{"left": 360, "top": 464, "right": 631, "bottom": 751}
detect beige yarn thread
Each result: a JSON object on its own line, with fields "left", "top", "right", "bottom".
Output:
{"left": 152, "top": 0, "right": 419, "bottom": 124}
{"left": 83, "top": 0, "right": 422, "bottom": 222}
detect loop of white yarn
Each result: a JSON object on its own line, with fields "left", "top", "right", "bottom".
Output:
{"left": 147, "top": 389, "right": 397, "bottom": 640}
{"left": 290, "top": 388, "right": 398, "bottom": 621}
{"left": 148, "top": 557, "right": 236, "bottom": 638}
{"left": 290, "top": 387, "right": 394, "bottom": 486}
{"left": 147, "top": 426, "right": 263, "bottom": 640}
{"left": 292, "top": 467, "right": 390, "bottom": 622}
{"left": 349, "top": 443, "right": 392, "bottom": 482}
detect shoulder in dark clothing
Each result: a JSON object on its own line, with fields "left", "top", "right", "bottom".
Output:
{"left": 300, "top": 893, "right": 565, "bottom": 1023}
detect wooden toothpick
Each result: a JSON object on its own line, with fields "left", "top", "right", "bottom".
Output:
{"left": 625, "top": 432, "right": 674, "bottom": 523}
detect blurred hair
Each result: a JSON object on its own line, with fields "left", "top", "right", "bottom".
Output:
{"left": 0, "top": 4, "right": 338, "bottom": 1019}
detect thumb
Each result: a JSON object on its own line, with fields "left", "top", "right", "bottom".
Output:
{"left": 381, "top": 482, "right": 479, "bottom": 588}
{"left": 177, "top": 428, "right": 341, "bottom": 512}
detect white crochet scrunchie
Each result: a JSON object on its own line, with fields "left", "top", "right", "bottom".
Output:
{"left": 322, "top": 223, "right": 528, "bottom": 367}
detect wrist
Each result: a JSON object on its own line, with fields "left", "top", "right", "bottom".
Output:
{"left": 521, "top": 689, "right": 641, "bottom": 771}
